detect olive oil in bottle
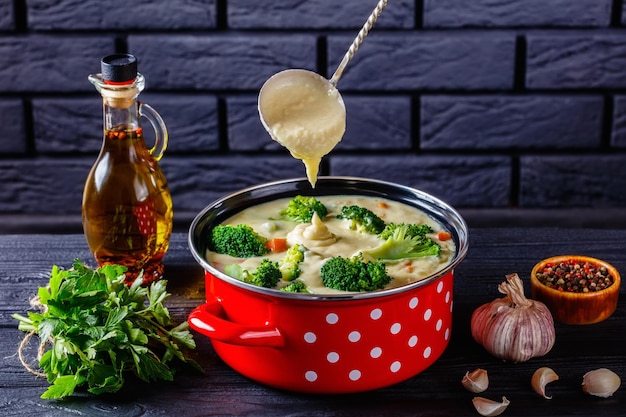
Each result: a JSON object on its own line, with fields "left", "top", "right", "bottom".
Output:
{"left": 83, "top": 54, "right": 173, "bottom": 285}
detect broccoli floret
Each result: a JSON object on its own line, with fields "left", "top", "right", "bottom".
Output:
{"left": 209, "top": 224, "right": 269, "bottom": 258}
{"left": 249, "top": 259, "right": 282, "bottom": 288}
{"left": 320, "top": 255, "right": 391, "bottom": 292}
{"left": 278, "top": 244, "right": 305, "bottom": 281}
{"left": 336, "top": 205, "right": 386, "bottom": 234}
{"left": 379, "top": 222, "right": 434, "bottom": 240}
{"left": 224, "top": 259, "right": 281, "bottom": 288}
{"left": 280, "top": 195, "right": 327, "bottom": 223}
{"left": 281, "top": 280, "right": 309, "bottom": 293}
{"left": 363, "top": 223, "right": 440, "bottom": 261}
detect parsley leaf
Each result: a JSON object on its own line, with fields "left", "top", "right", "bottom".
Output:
{"left": 13, "top": 259, "right": 201, "bottom": 399}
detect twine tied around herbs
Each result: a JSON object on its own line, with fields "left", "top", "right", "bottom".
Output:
{"left": 16, "top": 293, "right": 48, "bottom": 379}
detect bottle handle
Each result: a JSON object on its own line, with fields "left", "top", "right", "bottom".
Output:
{"left": 139, "top": 102, "right": 168, "bottom": 161}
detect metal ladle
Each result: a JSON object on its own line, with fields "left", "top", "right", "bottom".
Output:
{"left": 258, "top": 0, "right": 388, "bottom": 149}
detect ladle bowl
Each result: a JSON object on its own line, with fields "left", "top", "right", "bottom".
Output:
{"left": 257, "top": 69, "right": 346, "bottom": 151}
{"left": 257, "top": 0, "right": 388, "bottom": 149}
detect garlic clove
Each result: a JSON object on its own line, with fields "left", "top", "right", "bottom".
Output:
{"left": 582, "top": 368, "right": 621, "bottom": 398}
{"left": 531, "top": 367, "right": 559, "bottom": 399}
{"left": 472, "top": 396, "right": 510, "bottom": 417}
{"left": 462, "top": 368, "right": 489, "bottom": 393}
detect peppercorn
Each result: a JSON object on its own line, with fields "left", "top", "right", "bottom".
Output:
{"left": 536, "top": 260, "right": 614, "bottom": 293}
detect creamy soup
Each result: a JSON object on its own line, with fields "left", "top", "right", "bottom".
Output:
{"left": 206, "top": 195, "right": 455, "bottom": 295}
{"left": 258, "top": 71, "right": 346, "bottom": 187}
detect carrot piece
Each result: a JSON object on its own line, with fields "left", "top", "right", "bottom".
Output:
{"left": 437, "top": 231, "right": 452, "bottom": 241}
{"left": 378, "top": 202, "right": 389, "bottom": 209}
{"left": 266, "top": 238, "right": 288, "bottom": 252}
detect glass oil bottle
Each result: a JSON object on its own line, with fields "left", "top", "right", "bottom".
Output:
{"left": 83, "top": 54, "right": 173, "bottom": 285}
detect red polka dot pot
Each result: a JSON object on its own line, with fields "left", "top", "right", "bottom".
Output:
{"left": 187, "top": 177, "right": 469, "bottom": 394}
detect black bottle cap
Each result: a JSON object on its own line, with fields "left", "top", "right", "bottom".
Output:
{"left": 101, "top": 54, "right": 137, "bottom": 83}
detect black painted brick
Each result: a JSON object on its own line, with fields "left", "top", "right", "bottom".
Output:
{"left": 227, "top": 95, "right": 412, "bottom": 151}
{"left": 0, "top": 0, "right": 625, "bottom": 226}
{"left": 327, "top": 32, "right": 515, "bottom": 91}
{"left": 32, "top": 95, "right": 220, "bottom": 154}
{"left": 520, "top": 156, "right": 626, "bottom": 207}
{"left": 228, "top": 0, "right": 414, "bottom": 29}
{"left": 0, "top": 100, "right": 26, "bottom": 154}
{"left": 27, "top": 0, "right": 216, "bottom": 30}
{"left": 161, "top": 156, "right": 305, "bottom": 212}
{"left": 340, "top": 96, "right": 412, "bottom": 150}
{"left": 0, "top": 159, "right": 90, "bottom": 214}
{"left": 526, "top": 32, "right": 626, "bottom": 89}
{"left": 226, "top": 96, "right": 282, "bottom": 152}
{"left": 33, "top": 98, "right": 102, "bottom": 153}
{"left": 142, "top": 94, "right": 220, "bottom": 153}
{"left": 421, "top": 95, "right": 603, "bottom": 149}
{"left": 0, "top": 36, "right": 115, "bottom": 92}
{"left": 0, "top": 1, "right": 13, "bottom": 30}
{"left": 423, "top": 0, "right": 612, "bottom": 28}
{"left": 612, "top": 96, "right": 626, "bottom": 148}
{"left": 0, "top": 155, "right": 304, "bottom": 217}
{"left": 128, "top": 34, "right": 317, "bottom": 91}
{"left": 328, "top": 155, "right": 511, "bottom": 207}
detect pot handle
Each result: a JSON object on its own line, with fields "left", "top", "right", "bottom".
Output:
{"left": 187, "top": 299, "right": 284, "bottom": 348}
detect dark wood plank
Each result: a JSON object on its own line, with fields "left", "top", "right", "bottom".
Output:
{"left": 1, "top": 231, "right": 624, "bottom": 416}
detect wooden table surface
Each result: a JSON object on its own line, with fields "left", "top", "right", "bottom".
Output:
{"left": 0, "top": 230, "right": 624, "bottom": 417}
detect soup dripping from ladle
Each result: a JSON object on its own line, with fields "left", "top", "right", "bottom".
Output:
{"left": 258, "top": 0, "right": 388, "bottom": 187}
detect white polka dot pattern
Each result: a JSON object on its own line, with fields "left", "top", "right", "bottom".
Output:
{"left": 301, "top": 276, "right": 453, "bottom": 387}
{"left": 423, "top": 346, "right": 432, "bottom": 358}
{"left": 370, "top": 347, "right": 382, "bottom": 358}
{"left": 327, "top": 352, "right": 340, "bottom": 363}
{"left": 349, "top": 370, "right": 361, "bottom": 381}
{"left": 304, "top": 332, "right": 316, "bottom": 343}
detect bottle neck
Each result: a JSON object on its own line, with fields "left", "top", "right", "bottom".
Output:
{"left": 89, "top": 73, "right": 145, "bottom": 132}
{"left": 104, "top": 100, "right": 140, "bottom": 132}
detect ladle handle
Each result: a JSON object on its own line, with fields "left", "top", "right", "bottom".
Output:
{"left": 329, "top": 0, "right": 388, "bottom": 87}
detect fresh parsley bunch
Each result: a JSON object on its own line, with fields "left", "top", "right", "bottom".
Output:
{"left": 12, "top": 259, "right": 200, "bottom": 399}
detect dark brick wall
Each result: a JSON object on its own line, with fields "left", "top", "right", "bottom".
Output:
{"left": 1, "top": 0, "right": 626, "bottom": 232}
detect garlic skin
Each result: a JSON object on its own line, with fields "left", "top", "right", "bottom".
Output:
{"left": 582, "top": 368, "right": 621, "bottom": 398}
{"left": 531, "top": 367, "right": 559, "bottom": 399}
{"left": 471, "top": 273, "right": 556, "bottom": 362}
{"left": 472, "top": 396, "right": 510, "bottom": 417}
{"left": 462, "top": 368, "right": 489, "bottom": 393}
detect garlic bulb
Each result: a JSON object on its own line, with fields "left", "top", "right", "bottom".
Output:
{"left": 472, "top": 396, "right": 510, "bottom": 417}
{"left": 531, "top": 367, "right": 559, "bottom": 399}
{"left": 471, "top": 273, "right": 556, "bottom": 362}
{"left": 582, "top": 368, "right": 621, "bottom": 398}
{"left": 462, "top": 368, "right": 489, "bottom": 393}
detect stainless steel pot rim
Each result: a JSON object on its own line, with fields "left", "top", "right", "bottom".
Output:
{"left": 188, "top": 176, "right": 469, "bottom": 301}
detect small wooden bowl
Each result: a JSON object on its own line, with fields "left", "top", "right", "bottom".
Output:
{"left": 530, "top": 255, "right": 620, "bottom": 325}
